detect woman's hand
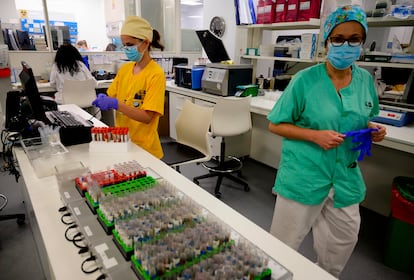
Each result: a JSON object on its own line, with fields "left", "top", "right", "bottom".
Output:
{"left": 268, "top": 123, "right": 345, "bottom": 150}
{"left": 312, "top": 130, "right": 346, "bottom": 150}
{"left": 368, "top": 123, "right": 387, "bottom": 142}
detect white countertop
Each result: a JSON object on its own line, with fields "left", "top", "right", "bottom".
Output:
{"left": 14, "top": 104, "right": 336, "bottom": 280}
{"left": 167, "top": 83, "right": 414, "bottom": 154}
{"left": 12, "top": 79, "right": 113, "bottom": 92}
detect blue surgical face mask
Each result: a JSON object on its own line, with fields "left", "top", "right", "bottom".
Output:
{"left": 123, "top": 42, "right": 144, "bottom": 62}
{"left": 327, "top": 42, "right": 361, "bottom": 70}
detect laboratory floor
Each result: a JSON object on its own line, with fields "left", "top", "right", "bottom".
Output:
{"left": 0, "top": 155, "right": 413, "bottom": 280}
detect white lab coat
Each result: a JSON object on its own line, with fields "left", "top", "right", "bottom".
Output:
{"left": 49, "top": 61, "right": 96, "bottom": 104}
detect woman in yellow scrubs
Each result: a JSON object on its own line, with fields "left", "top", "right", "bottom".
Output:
{"left": 92, "top": 16, "right": 166, "bottom": 159}
{"left": 267, "top": 5, "right": 386, "bottom": 277}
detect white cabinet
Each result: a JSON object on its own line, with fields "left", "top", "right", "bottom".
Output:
{"left": 168, "top": 90, "right": 251, "bottom": 159}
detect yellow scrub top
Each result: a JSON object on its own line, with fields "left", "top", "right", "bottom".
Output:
{"left": 267, "top": 63, "right": 379, "bottom": 208}
{"left": 107, "top": 60, "right": 166, "bottom": 158}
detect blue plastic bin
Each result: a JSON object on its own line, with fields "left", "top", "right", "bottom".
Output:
{"left": 191, "top": 67, "right": 205, "bottom": 90}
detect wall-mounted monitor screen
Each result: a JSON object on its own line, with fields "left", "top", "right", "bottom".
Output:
{"left": 43, "top": 25, "right": 71, "bottom": 50}
{"left": 16, "top": 30, "right": 35, "bottom": 50}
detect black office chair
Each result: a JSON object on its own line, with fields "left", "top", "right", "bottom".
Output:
{"left": 0, "top": 193, "right": 25, "bottom": 225}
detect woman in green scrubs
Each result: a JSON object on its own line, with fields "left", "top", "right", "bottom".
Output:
{"left": 267, "top": 5, "right": 387, "bottom": 277}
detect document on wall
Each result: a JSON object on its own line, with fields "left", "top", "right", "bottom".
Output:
{"left": 90, "top": 55, "right": 111, "bottom": 65}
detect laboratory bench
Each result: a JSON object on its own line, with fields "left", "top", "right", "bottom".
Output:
{"left": 166, "top": 82, "right": 414, "bottom": 216}
{"left": 13, "top": 104, "right": 335, "bottom": 280}
{"left": 11, "top": 79, "right": 114, "bottom": 94}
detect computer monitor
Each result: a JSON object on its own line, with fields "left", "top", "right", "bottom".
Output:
{"left": 5, "top": 29, "right": 19, "bottom": 50}
{"left": 402, "top": 70, "right": 414, "bottom": 105}
{"left": 43, "top": 25, "right": 71, "bottom": 50}
{"left": 196, "top": 30, "right": 230, "bottom": 63}
{"left": 18, "top": 61, "right": 48, "bottom": 123}
{"left": 16, "top": 30, "right": 35, "bottom": 50}
{"left": 381, "top": 67, "right": 414, "bottom": 107}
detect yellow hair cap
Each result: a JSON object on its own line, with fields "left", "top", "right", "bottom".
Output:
{"left": 121, "top": 16, "right": 153, "bottom": 41}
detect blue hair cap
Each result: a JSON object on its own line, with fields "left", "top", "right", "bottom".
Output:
{"left": 323, "top": 5, "right": 368, "bottom": 42}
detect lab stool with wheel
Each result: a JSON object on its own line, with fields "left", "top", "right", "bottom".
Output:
{"left": 193, "top": 96, "right": 252, "bottom": 198}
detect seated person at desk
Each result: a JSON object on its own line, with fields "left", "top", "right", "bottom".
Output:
{"left": 105, "top": 43, "right": 117, "bottom": 51}
{"left": 92, "top": 16, "right": 166, "bottom": 159}
{"left": 49, "top": 44, "right": 97, "bottom": 104}
{"left": 76, "top": 40, "right": 89, "bottom": 51}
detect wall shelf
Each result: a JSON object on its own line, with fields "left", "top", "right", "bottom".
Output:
{"left": 367, "top": 17, "right": 414, "bottom": 27}
{"left": 241, "top": 55, "right": 315, "bottom": 63}
{"left": 238, "top": 19, "right": 320, "bottom": 30}
{"left": 238, "top": 17, "right": 414, "bottom": 30}
{"left": 242, "top": 55, "right": 414, "bottom": 69}
{"left": 355, "top": 61, "right": 414, "bottom": 69}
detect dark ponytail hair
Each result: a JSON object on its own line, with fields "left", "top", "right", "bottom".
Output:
{"left": 55, "top": 44, "right": 83, "bottom": 75}
{"left": 150, "top": 29, "right": 164, "bottom": 51}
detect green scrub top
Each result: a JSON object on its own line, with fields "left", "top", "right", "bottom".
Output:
{"left": 267, "top": 63, "right": 379, "bottom": 208}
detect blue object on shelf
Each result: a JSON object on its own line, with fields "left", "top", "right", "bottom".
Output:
{"left": 372, "top": 110, "right": 414, "bottom": 127}
{"left": 191, "top": 67, "right": 205, "bottom": 90}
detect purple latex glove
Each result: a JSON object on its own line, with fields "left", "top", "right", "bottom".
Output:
{"left": 344, "top": 128, "right": 378, "bottom": 161}
{"left": 92, "top": 93, "right": 118, "bottom": 110}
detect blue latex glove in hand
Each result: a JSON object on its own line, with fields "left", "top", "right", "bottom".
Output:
{"left": 345, "top": 128, "right": 378, "bottom": 161}
{"left": 92, "top": 93, "right": 118, "bottom": 110}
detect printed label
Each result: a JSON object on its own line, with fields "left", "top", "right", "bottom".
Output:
{"left": 288, "top": 4, "right": 297, "bottom": 10}
{"left": 299, "top": 1, "right": 310, "bottom": 10}
{"left": 84, "top": 226, "right": 93, "bottom": 237}
{"left": 276, "top": 4, "right": 285, "bottom": 12}
{"left": 74, "top": 207, "right": 81, "bottom": 216}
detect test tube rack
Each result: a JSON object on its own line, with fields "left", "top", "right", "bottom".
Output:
{"left": 75, "top": 168, "right": 147, "bottom": 196}
{"left": 89, "top": 127, "right": 130, "bottom": 153}
{"left": 59, "top": 162, "right": 293, "bottom": 280}
{"left": 85, "top": 176, "right": 156, "bottom": 215}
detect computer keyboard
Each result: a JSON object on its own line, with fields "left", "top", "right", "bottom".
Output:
{"left": 46, "top": 110, "right": 91, "bottom": 128}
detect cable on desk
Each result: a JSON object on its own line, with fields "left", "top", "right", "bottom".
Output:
{"left": 96, "top": 273, "right": 106, "bottom": 280}
{"left": 78, "top": 247, "right": 89, "bottom": 254}
{"left": 64, "top": 224, "right": 82, "bottom": 242}
{"left": 1, "top": 129, "right": 21, "bottom": 182}
{"left": 72, "top": 234, "right": 88, "bottom": 250}
{"left": 60, "top": 212, "right": 74, "bottom": 225}
{"left": 58, "top": 206, "right": 67, "bottom": 212}
{"left": 81, "top": 255, "right": 99, "bottom": 274}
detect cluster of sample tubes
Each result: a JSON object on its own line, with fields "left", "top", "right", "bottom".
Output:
{"left": 91, "top": 127, "right": 129, "bottom": 142}
{"left": 133, "top": 217, "right": 271, "bottom": 279}
{"left": 135, "top": 221, "right": 231, "bottom": 277}
{"left": 91, "top": 179, "right": 272, "bottom": 279}
{"left": 99, "top": 183, "right": 181, "bottom": 224}
{"left": 113, "top": 161, "right": 146, "bottom": 179}
{"left": 178, "top": 242, "right": 270, "bottom": 280}
{"left": 115, "top": 201, "right": 200, "bottom": 247}
{"left": 76, "top": 160, "right": 146, "bottom": 201}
